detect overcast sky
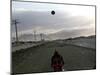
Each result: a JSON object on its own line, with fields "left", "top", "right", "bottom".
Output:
{"left": 12, "top": 1, "right": 95, "bottom": 41}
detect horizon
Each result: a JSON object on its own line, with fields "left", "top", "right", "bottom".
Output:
{"left": 12, "top": 34, "right": 96, "bottom": 42}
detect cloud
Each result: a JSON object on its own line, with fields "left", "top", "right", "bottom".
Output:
{"left": 11, "top": 1, "right": 95, "bottom": 41}
{"left": 12, "top": 10, "right": 94, "bottom": 33}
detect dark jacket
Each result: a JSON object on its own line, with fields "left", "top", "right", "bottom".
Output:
{"left": 51, "top": 51, "right": 64, "bottom": 71}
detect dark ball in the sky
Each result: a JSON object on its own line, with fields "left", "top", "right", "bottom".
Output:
{"left": 51, "top": 11, "right": 55, "bottom": 15}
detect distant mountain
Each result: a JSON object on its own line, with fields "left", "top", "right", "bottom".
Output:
{"left": 12, "top": 28, "right": 95, "bottom": 42}
{"left": 12, "top": 34, "right": 33, "bottom": 42}
{"left": 47, "top": 28, "right": 95, "bottom": 40}
{"left": 12, "top": 34, "right": 42, "bottom": 42}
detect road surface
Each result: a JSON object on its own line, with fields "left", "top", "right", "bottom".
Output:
{"left": 12, "top": 41, "right": 96, "bottom": 74}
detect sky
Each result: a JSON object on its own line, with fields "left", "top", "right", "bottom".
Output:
{"left": 12, "top": 1, "right": 95, "bottom": 41}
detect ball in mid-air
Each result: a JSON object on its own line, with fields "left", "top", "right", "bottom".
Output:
{"left": 51, "top": 10, "right": 55, "bottom": 15}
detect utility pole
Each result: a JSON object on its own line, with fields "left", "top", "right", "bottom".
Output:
{"left": 40, "top": 33, "right": 45, "bottom": 41}
{"left": 40, "top": 33, "right": 43, "bottom": 41}
{"left": 33, "top": 30, "right": 37, "bottom": 41}
{"left": 12, "top": 19, "right": 19, "bottom": 43}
